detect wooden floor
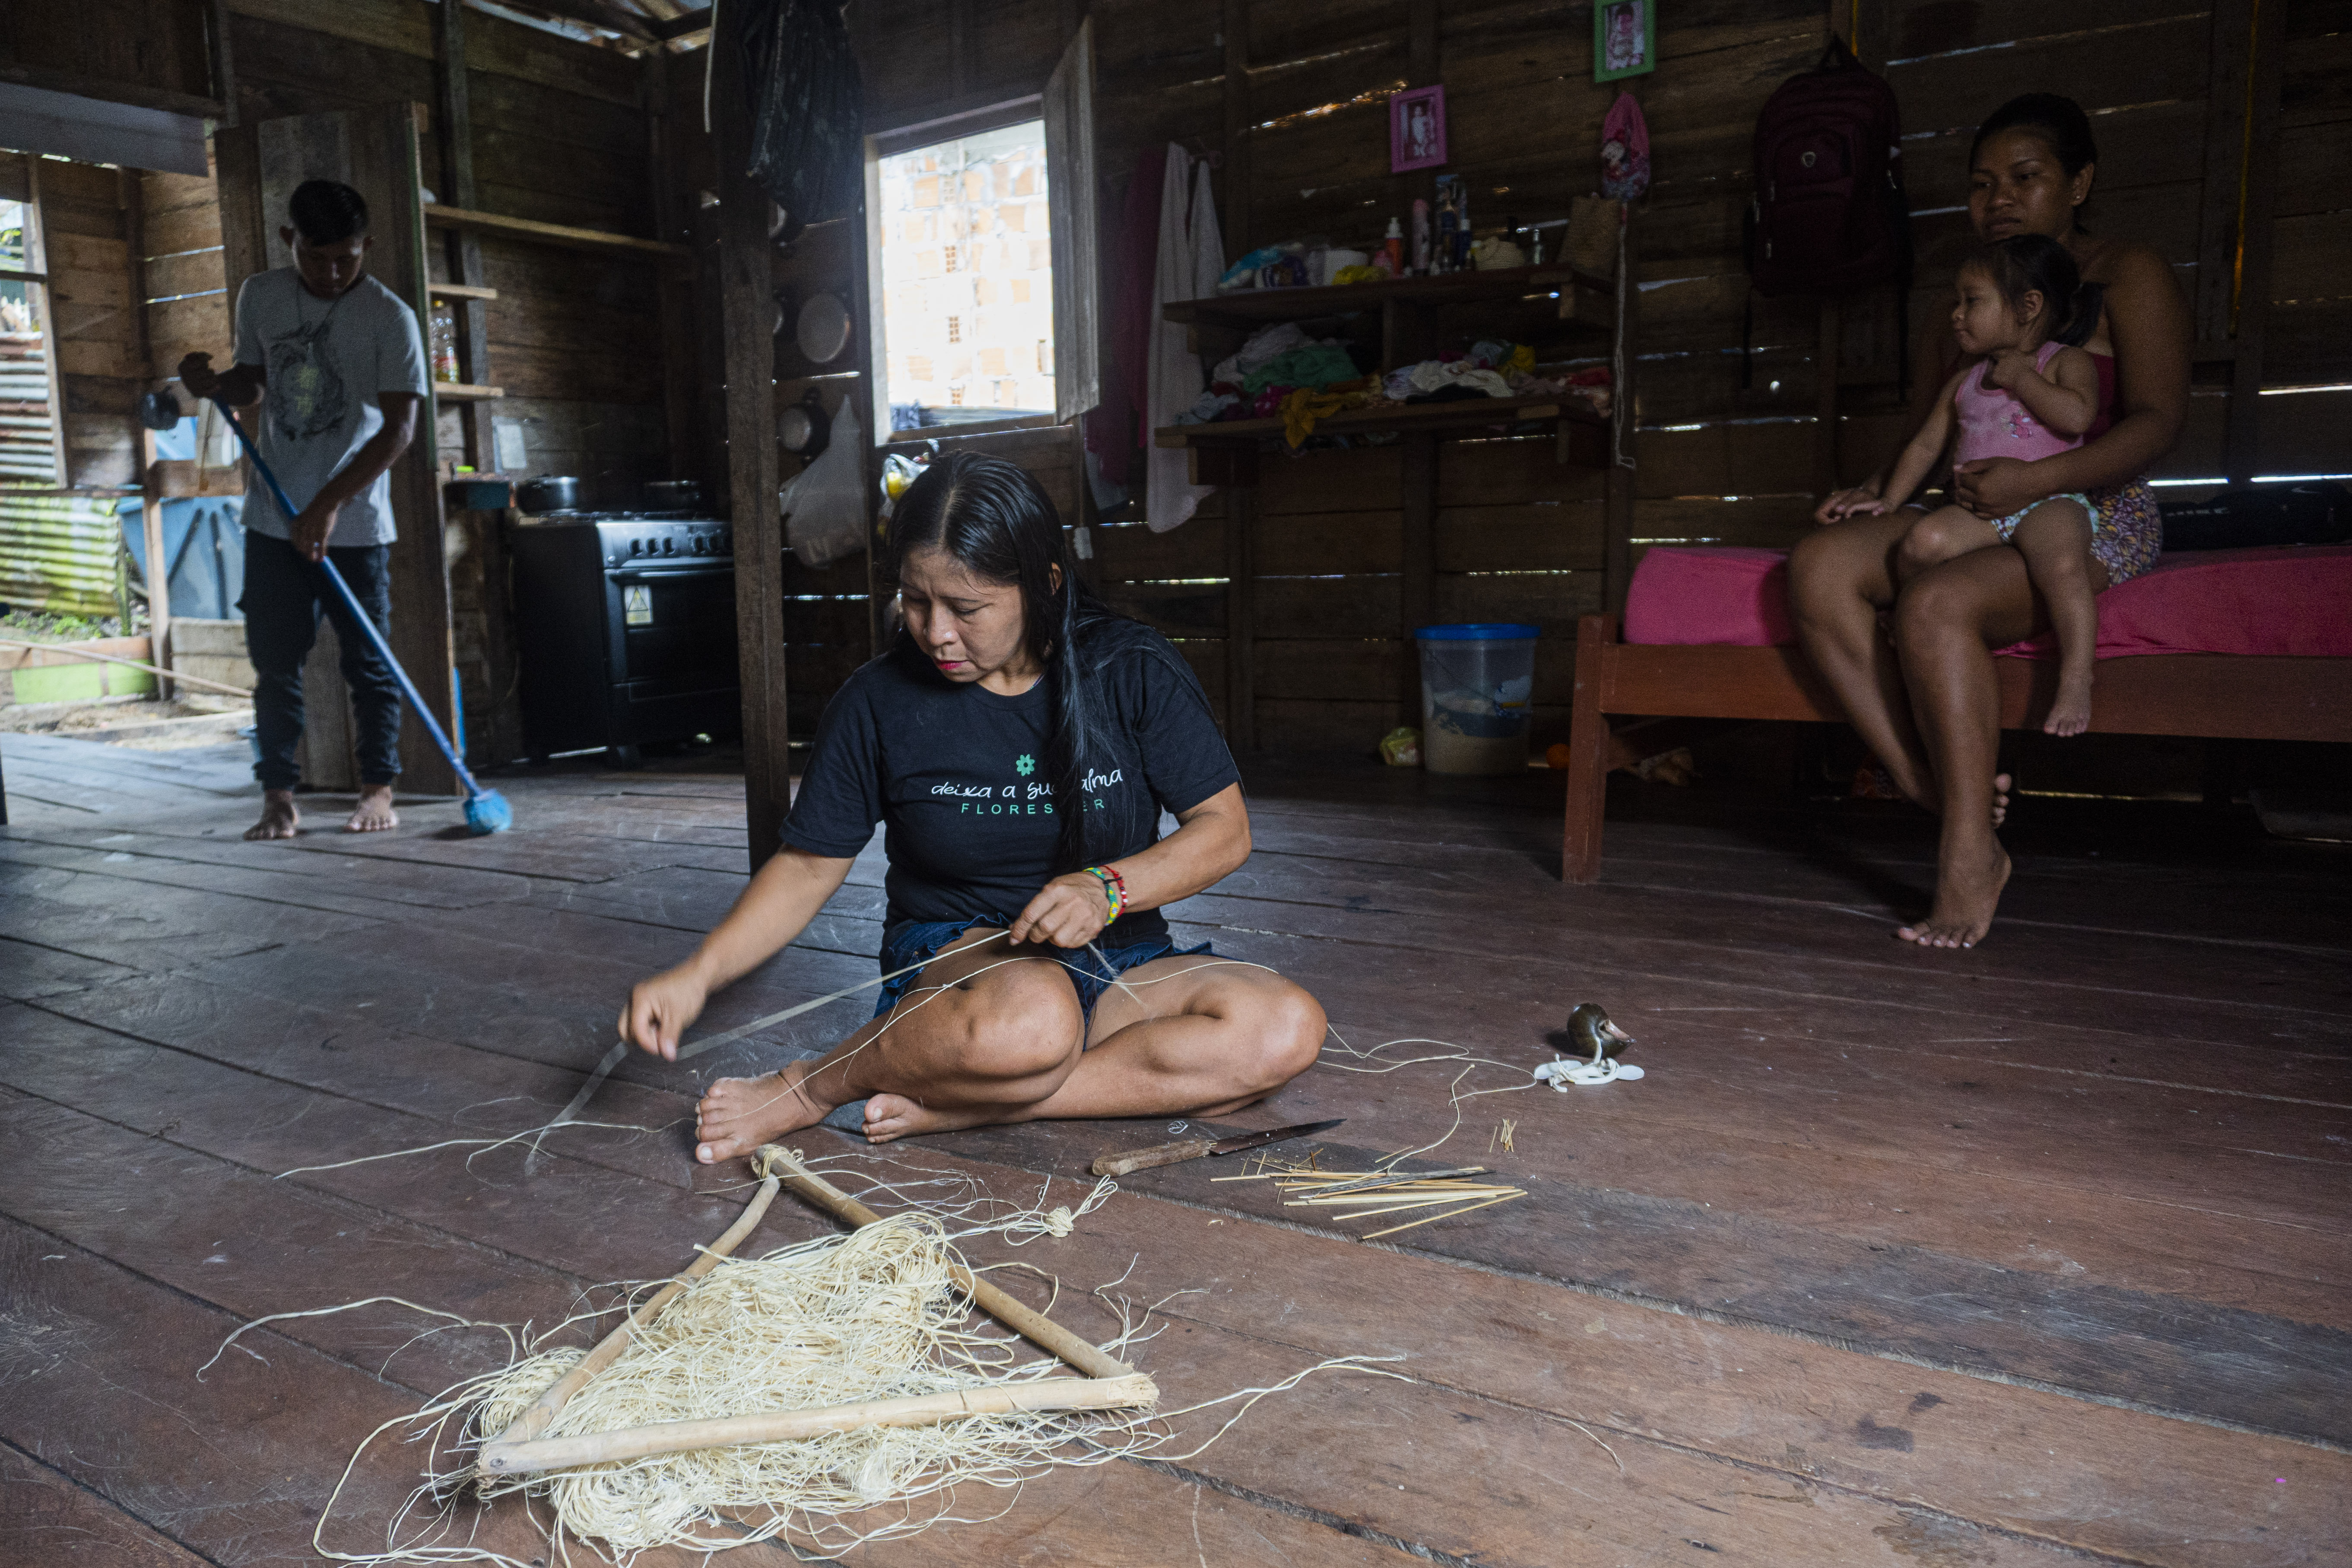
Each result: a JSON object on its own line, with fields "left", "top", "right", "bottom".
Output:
{"left": 3, "top": 729, "right": 2348, "bottom": 1567}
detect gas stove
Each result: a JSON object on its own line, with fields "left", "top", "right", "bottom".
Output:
{"left": 507, "top": 510, "right": 740, "bottom": 766}
{"left": 515, "top": 510, "right": 734, "bottom": 568}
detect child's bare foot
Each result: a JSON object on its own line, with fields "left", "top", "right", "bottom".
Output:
{"left": 345, "top": 783, "right": 399, "bottom": 833}
{"left": 1896, "top": 841, "right": 2012, "bottom": 949}
{"left": 2043, "top": 668, "right": 2093, "bottom": 737}
{"left": 860, "top": 1092, "right": 1002, "bottom": 1144}
{"left": 244, "top": 790, "right": 299, "bottom": 840}
{"left": 1992, "top": 772, "right": 2010, "bottom": 828}
{"left": 695, "top": 1061, "right": 835, "bottom": 1162}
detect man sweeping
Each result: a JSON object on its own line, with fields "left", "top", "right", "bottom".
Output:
{"left": 178, "top": 178, "right": 429, "bottom": 840}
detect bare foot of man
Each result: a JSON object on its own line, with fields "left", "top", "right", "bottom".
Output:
{"left": 2043, "top": 670, "right": 2093, "bottom": 737}
{"left": 694, "top": 1060, "right": 836, "bottom": 1163}
{"left": 344, "top": 784, "right": 399, "bottom": 833}
{"left": 244, "top": 789, "right": 299, "bottom": 840}
{"left": 860, "top": 1092, "right": 1001, "bottom": 1144}
{"left": 1896, "top": 841, "right": 2012, "bottom": 949}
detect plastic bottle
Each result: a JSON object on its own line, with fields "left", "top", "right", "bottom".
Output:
{"left": 1383, "top": 217, "right": 1405, "bottom": 276}
{"left": 429, "top": 302, "right": 459, "bottom": 384}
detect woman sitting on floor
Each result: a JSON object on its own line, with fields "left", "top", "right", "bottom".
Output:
{"left": 1789, "top": 92, "right": 2190, "bottom": 949}
{"left": 617, "top": 452, "right": 1325, "bottom": 1161}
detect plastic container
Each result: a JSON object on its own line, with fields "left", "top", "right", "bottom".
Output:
{"left": 1415, "top": 623, "right": 1538, "bottom": 775}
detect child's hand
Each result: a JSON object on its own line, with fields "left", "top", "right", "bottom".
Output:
{"left": 1984, "top": 348, "right": 2038, "bottom": 390}
{"left": 1813, "top": 487, "right": 1882, "bottom": 526}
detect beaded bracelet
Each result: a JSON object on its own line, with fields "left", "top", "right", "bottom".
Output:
{"left": 1082, "top": 864, "right": 1126, "bottom": 923}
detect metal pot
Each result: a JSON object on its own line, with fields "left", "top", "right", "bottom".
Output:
{"left": 642, "top": 479, "right": 704, "bottom": 511}
{"left": 518, "top": 475, "right": 580, "bottom": 512}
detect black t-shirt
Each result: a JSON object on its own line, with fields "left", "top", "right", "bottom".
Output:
{"left": 781, "top": 628, "right": 1239, "bottom": 948}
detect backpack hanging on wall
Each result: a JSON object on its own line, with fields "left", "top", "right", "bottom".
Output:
{"left": 1741, "top": 37, "right": 1911, "bottom": 384}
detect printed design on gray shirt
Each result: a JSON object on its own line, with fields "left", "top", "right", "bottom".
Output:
{"left": 266, "top": 310, "right": 350, "bottom": 443}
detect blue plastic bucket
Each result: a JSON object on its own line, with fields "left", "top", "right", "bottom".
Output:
{"left": 1413, "top": 623, "right": 1538, "bottom": 774}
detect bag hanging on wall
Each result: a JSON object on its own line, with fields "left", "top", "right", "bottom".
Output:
{"left": 1740, "top": 36, "right": 1912, "bottom": 389}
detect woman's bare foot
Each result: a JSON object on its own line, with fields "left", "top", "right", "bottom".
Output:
{"left": 344, "top": 784, "right": 399, "bottom": 833}
{"left": 860, "top": 1092, "right": 1003, "bottom": 1144}
{"left": 2044, "top": 669, "right": 2093, "bottom": 737}
{"left": 1896, "top": 841, "right": 2012, "bottom": 949}
{"left": 1991, "top": 772, "right": 2011, "bottom": 828}
{"left": 244, "top": 790, "right": 300, "bottom": 841}
{"left": 695, "top": 1061, "right": 836, "bottom": 1163}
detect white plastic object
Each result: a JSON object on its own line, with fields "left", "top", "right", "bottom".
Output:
{"left": 779, "top": 397, "right": 866, "bottom": 566}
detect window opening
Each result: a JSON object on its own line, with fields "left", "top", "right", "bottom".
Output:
{"left": 878, "top": 121, "right": 1055, "bottom": 428}
{"left": 0, "top": 190, "right": 61, "bottom": 487}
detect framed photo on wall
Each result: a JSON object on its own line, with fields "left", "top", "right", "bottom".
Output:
{"left": 1390, "top": 85, "right": 1447, "bottom": 172}
{"left": 1594, "top": 0, "right": 1656, "bottom": 82}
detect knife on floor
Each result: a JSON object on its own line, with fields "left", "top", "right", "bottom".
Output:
{"left": 1091, "top": 1118, "right": 1343, "bottom": 1178}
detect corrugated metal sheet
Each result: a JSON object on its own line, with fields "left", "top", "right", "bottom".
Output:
{"left": 0, "top": 489, "right": 121, "bottom": 619}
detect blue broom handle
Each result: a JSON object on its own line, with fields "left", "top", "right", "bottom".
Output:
{"left": 219, "top": 403, "right": 487, "bottom": 800}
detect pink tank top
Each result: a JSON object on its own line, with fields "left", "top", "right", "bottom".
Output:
{"left": 1954, "top": 340, "right": 2082, "bottom": 465}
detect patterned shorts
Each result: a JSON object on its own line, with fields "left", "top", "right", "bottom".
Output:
{"left": 2082, "top": 477, "right": 2163, "bottom": 586}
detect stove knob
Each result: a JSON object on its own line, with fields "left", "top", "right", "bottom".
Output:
{"left": 629, "top": 538, "right": 643, "bottom": 555}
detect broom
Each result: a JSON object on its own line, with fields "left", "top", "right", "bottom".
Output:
{"left": 215, "top": 400, "right": 513, "bottom": 835}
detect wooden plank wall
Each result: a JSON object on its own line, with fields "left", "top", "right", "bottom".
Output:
{"left": 844, "top": 0, "right": 2345, "bottom": 755}
{"left": 42, "top": 162, "right": 146, "bottom": 491}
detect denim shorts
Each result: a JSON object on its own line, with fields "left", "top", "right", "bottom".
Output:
{"left": 872, "top": 914, "right": 1214, "bottom": 1033}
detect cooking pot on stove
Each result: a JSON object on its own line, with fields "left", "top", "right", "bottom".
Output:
{"left": 642, "top": 479, "right": 704, "bottom": 510}
{"left": 518, "top": 475, "right": 580, "bottom": 512}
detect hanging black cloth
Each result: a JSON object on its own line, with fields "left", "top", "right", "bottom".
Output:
{"left": 736, "top": 0, "right": 864, "bottom": 241}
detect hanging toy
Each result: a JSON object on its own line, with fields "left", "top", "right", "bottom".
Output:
{"left": 1600, "top": 92, "right": 1650, "bottom": 202}
{"left": 1534, "top": 1002, "right": 1644, "bottom": 1088}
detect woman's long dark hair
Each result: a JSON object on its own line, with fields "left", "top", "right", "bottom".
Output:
{"left": 885, "top": 451, "right": 1175, "bottom": 873}
{"left": 1962, "top": 232, "right": 2104, "bottom": 348}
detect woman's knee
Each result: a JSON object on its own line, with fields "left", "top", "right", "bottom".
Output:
{"left": 1245, "top": 984, "right": 1326, "bottom": 1089}
{"left": 947, "top": 967, "right": 1085, "bottom": 1084}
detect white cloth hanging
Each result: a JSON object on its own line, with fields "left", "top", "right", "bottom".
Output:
{"left": 1144, "top": 144, "right": 1223, "bottom": 533}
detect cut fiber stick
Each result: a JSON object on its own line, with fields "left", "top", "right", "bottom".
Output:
{"left": 477, "top": 1374, "right": 1160, "bottom": 1476}
{"left": 755, "top": 1144, "right": 1136, "bottom": 1381}
{"left": 483, "top": 1168, "right": 782, "bottom": 1452}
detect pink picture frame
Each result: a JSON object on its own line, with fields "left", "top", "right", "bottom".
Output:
{"left": 1390, "top": 85, "right": 1447, "bottom": 173}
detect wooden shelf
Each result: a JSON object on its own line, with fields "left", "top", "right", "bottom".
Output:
{"left": 429, "top": 281, "right": 498, "bottom": 301}
{"left": 1156, "top": 393, "right": 1602, "bottom": 448}
{"left": 422, "top": 203, "right": 691, "bottom": 261}
{"left": 1162, "top": 264, "right": 1615, "bottom": 330}
{"left": 433, "top": 382, "right": 505, "bottom": 401}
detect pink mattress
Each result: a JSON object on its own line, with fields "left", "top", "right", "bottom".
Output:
{"left": 1623, "top": 543, "right": 2352, "bottom": 660}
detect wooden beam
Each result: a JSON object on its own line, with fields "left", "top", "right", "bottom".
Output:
{"left": 0, "top": 61, "right": 225, "bottom": 121}
{"left": 422, "top": 204, "right": 690, "bottom": 260}
{"left": 1602, "top": 209, "right": 1639, "bottom": 615}
{"left": 714, "top": 0, "right": 791, "bottom": 865}
{"left": 1398, "top": 431, "right": 1435, "bottom": 724}
{"left": 648, "top": 9, "right": 714, "bottom": 43}
{"left": 647, "top": 48, "right": 696, "bottom": 488}
{"left": 2194, "top": 0, "right": 2256, "bottom": 350}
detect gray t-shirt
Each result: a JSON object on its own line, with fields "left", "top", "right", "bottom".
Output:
{"left": 232, "top": 268, "right": 429, "bottom": 547}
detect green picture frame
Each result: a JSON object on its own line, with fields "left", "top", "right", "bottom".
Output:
{"left": 1594, "top": 0, "right": 1656, "bottom": 83}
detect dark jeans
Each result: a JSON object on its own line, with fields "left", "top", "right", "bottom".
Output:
{"left": 239, "top": 529, "right": 402, "bottom": 791}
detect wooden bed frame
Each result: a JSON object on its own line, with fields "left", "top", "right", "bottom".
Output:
{"left": 1562, "top": 613, "right": 2352, "bottom": 883}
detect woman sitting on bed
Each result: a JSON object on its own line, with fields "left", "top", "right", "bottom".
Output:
{"left": 1789, "top": 92, "right": 2190, "bottom": 949}
{"left": 616, "top": 452, "right": 1326, "bottom": 1162}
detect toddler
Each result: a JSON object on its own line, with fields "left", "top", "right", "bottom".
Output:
{"left": 1831, "top": 234, "right": 2106, "bottom": 735}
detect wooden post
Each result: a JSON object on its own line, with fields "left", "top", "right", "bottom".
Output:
{"left": 714, "top": 5, "right": 792, "bottom": 866}
{"left": 647, "top": 49, "right": 699, "bottom": 490}
{"left": 124, "top": 168, "right": 173, "bottom": 697}
{"left": 2221, "top": 0, "right": 2286, "bottom": 485}
{"left": 1398, "top": 430, "right": 1436, "bottom": 723}
{"left": 1602, "top": 209, "right": 1638, "bottom": 614}
{"left": 205, "top": 0, "right": 237, "bottom": 125}
{"left": 432, "top": 0, "right": 492, "bottom": 474}
{"left": 1562, "top": 613, "right": 1617, "bottom": 884}
{"left": 1219, "top": 0, "right": 1254, "bottom": 749}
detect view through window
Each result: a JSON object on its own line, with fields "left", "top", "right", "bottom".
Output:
{"left": 0, "top": 194, "right": 59, "bottom": 486}
{"left": 876, "top": 122, "right": 1055, "bottom": 426}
